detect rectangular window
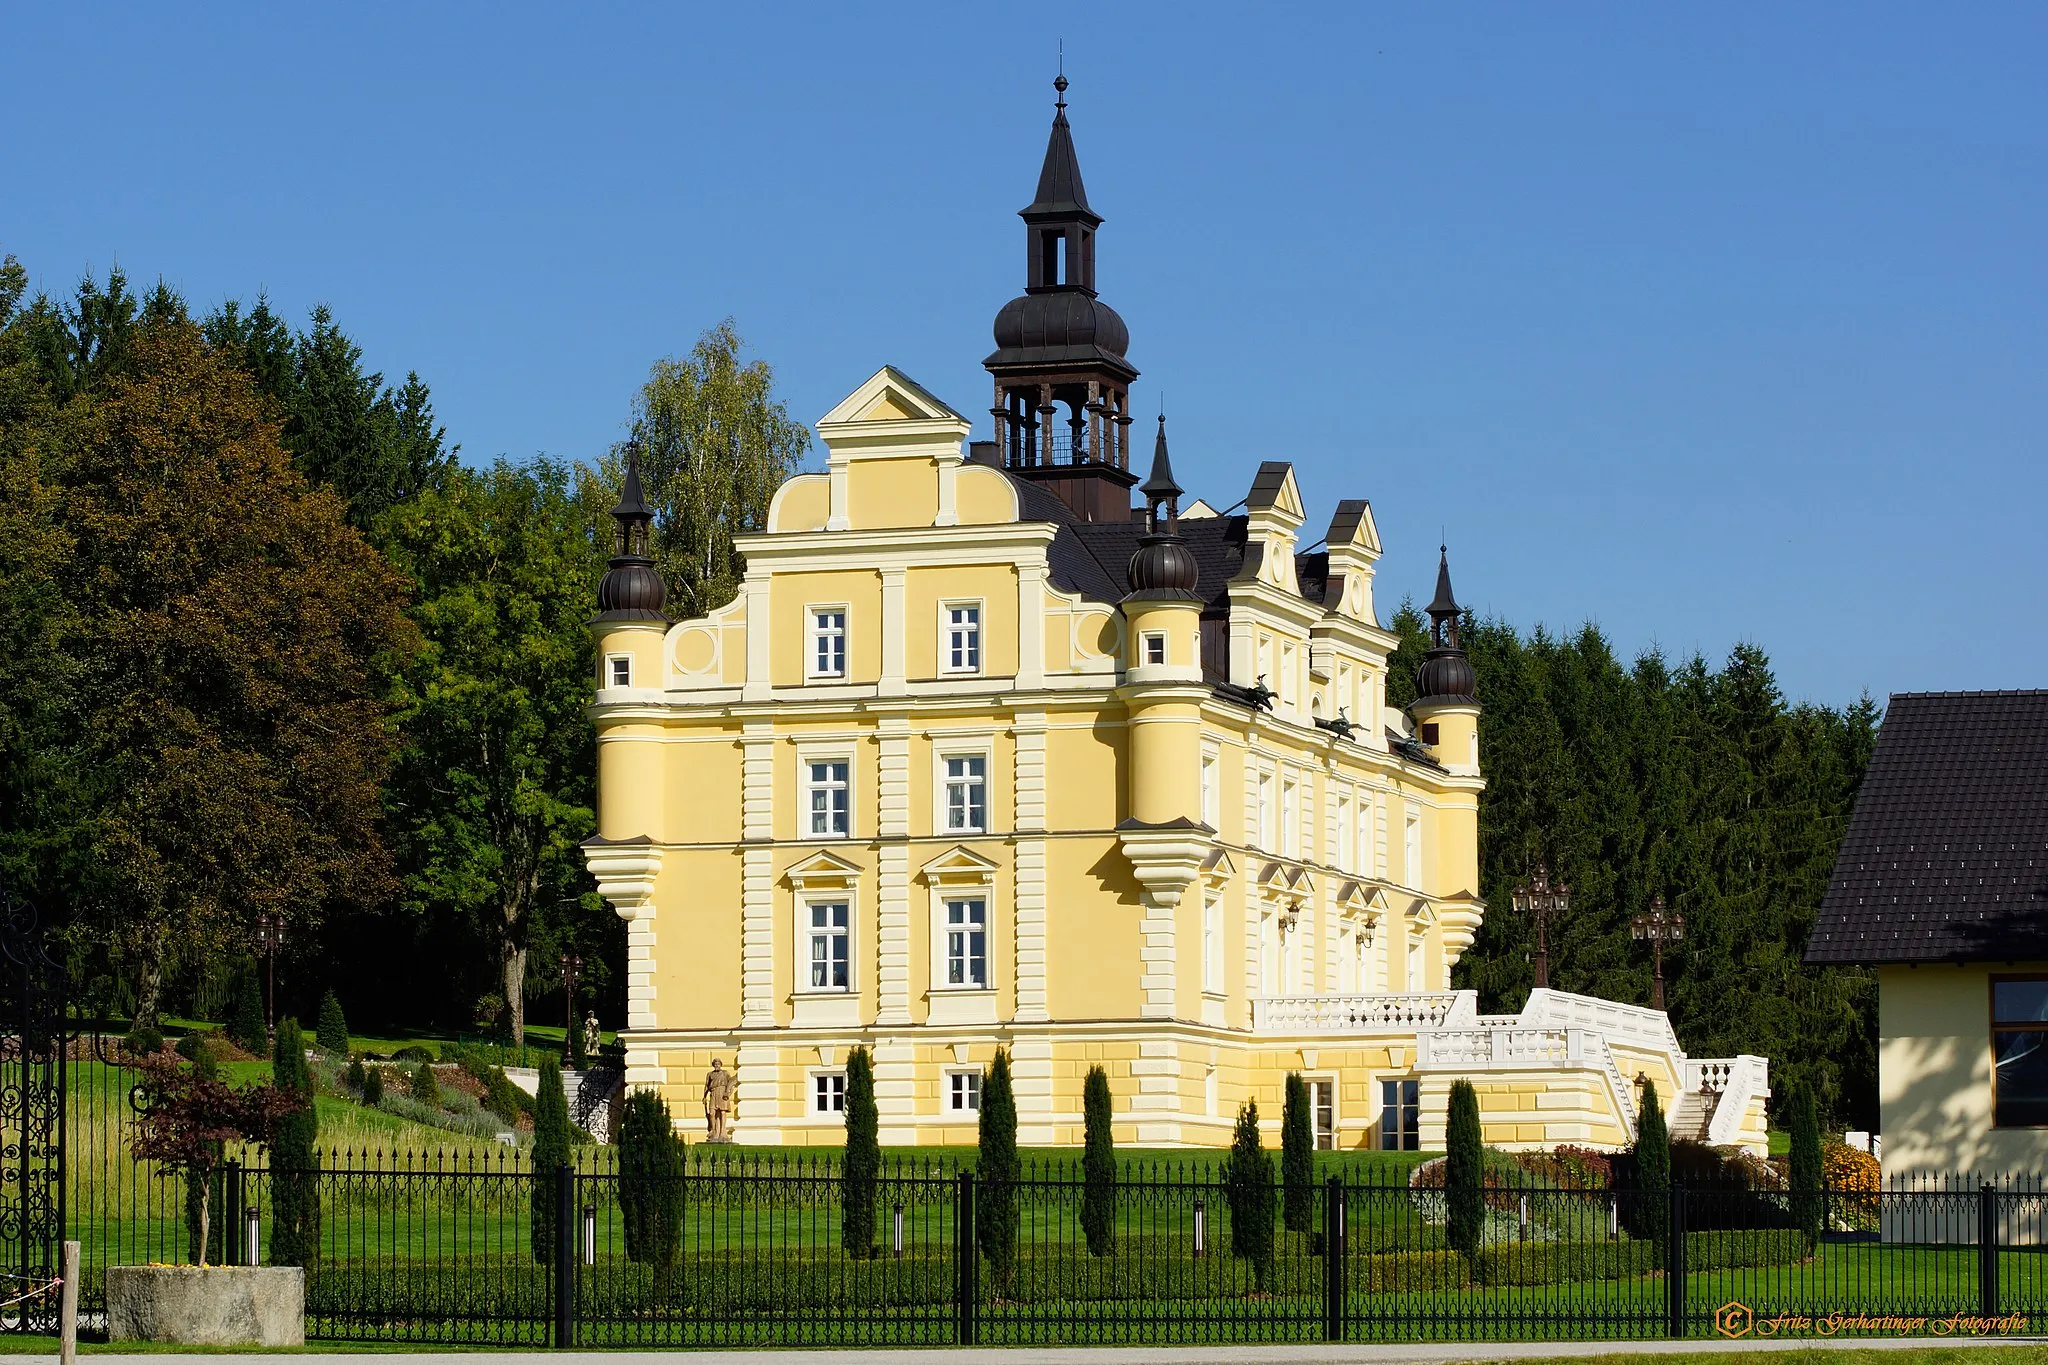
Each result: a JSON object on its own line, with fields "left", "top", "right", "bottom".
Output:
{"left": 1336, "top": 791, "right": 1352, "bottom": 870}
{"left": 1143, "top": 632, "right": 1167, "bottom": 666}
{"left": 607, "top": 655, "right": 632, "bottom": 688}
{"left": 944, "top": 898, "right": 987, "bottom": 987}
{"left": 949, "top": 1071, "right": 982, "bottom": 1113}
{"left": 1256, "top": 771, "right": 1273, "bottom": 850}
{"left": 807, "top": 901, "right": 850, "bottom": 990}
{"left": 945, "top": 604, "right": 981, "bottom": 673}
{"left": 1202, "top": 894, "right": 1222, "bottom": 993}
{"left": 1404, "top": 809, "right": 1422, "bottom": 887}
{"left": 810, "top": 609, "right": 847, "bottom": 678}
{"left": 1281, "top": 642, "right": 1296, "bottom": 708}
{"left": 1312, "top": 1080, "right": 1336, "bottom": 1151}
{"left": 1200, "top": 752, "right": 1219, "bottom": 830}
{"left": 1281, "top": 778, "right": 1298, "bottom": 858}
{"left": 1407, "top": 936, "right": 1424, "bottom": 991}
{"left": 1380, "top": 1078, "right": 1419, "bottom": 1151}
{"left": 943, "top": 755, "right": 987, "bottom": 833}
{"left": 814, "top": 1072, "right": 847, "bottom": 1114}
{"left": 1993, "top": 977, "right": 2048, "bottom": 1127}
{"left": 806, "top": 760, "right": 851, "bottom": 838}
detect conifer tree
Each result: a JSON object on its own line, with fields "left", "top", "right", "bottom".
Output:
{"left": 1225, "top": 1101, "right": 1274, "bottom": 1289}
{"left": 1080, "top": 1065, "right": 1115, "bottom": 1257}
{"left": 1281, "top": 1073, "right": 1315, "bottom": 1236}
{"left": 315, "top": 990, "right": 348, "bottom": 1056}
{"left": 270, "top": 1017, "right": 320, "bottom": 1265}
{"left": 1788, "top": 1082, "right": 1824, "bottom": 1245}
{"left": 410, "top": 1060, "right": 440, "bottom": 1108}
{"left": 976, "top": 1049, "right": 1019, "bottom": 1294}
{"left": 529, "top": 1056, "right": 571, "bottom": 1263}
{"left": 841, "top": 1047, "right": 879, "bottom": 1258}
{"left": 1445, "top": 1079, "right": 1485, "bottom": 1258}
{"left": 227, "top": 967, "right": 266, "bottom": 1053}
{"left": 617, "top": 1088, "right": 682, "bottom": 1300}
{"left": 1632, "top": 1082, "right": 1672, "bottom": 1243}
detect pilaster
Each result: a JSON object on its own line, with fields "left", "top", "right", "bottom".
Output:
{"left": 1016, "top": 564, "right": 1046, "bottom": 690}
{"left": 740, "top": 724, "right": 776, "bottom": 1026}
{"left": 743, "top": 579, "right": 771, "bottom": 701}
{"left": 734, "top": 1040, "right": 782, "bottom": 1144}
{"left": 1012, "top": 714, "right": 1049, "bottom": 1023}
{"left": 874, "top": 1033, "right": 917, "bottom": 1145}
{"left": 1011, "top": 1035, "right": 1055, "bottom": 1146}
{"left": 876, "top": 720, "right": 912, "bottom": 1026}
{"left": 880, "top": 567, "right": 907, "bottom": 695}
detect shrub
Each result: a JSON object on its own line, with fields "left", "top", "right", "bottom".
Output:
{"left": 361, "top": 1066, "right": 384, "bottom": 1105}
{"left": 1514, "top": 1145, "right": 1614, "bottom": 1190}
{"left": 617, "top": 1088, "right": 683, "bottom": 1300}
{"left": 343, "top": 1055, "right": 367, "bottom": 1092}
{"left": 977, "top": 1049, "right": 1019, "bottom": 1293}
{"left": 842, "top": 1047, "right": 879, "bottom": 1258}
{"left": 394, "top": 1044, "right": 434, "bottom": 1063}
{"left": 529, "top": 1057, "right": 570, "bottom": 1263}
{"left": 1445, "top": 1079, "right": 1484, "bottom": 1257}
{"left": 1822, "top": 1141, "right": 1880, "bottom": 1230}
{"left": 1631, "top": 1083, "right": 1671, "bottom": 1243}
{"left": 175, "top": 1030, "right": 224, "bottom": 1070}
{"left": 483, "top": 1067, "right": 533, "bottom": 1123}
{"left": 410, "top": 1061, "right": 440, "bottom": 1108}
{"left": 227, "top": 966, "right": 267, "bottom": 1054}
{"left": 1789, "top": 1084, "right": 1822, "bottom": 1243}
{"left": 270, "top": 1018, "right": 320, "bottom": 1266}
{"left": 1080, "top": 1065, "right": 1115, "bottom": 1257}
{"left": 1282, "top": 1073, "right": 1314, "bottom": 1236}
{"left": 315, "top": 990, "right": 349, "bottom": 1056}
{"left": 1225, "top": 1100, "right": 1274, "bottom": 1287}
{"left": 125, "top": 1027, "right": 164, "bottom": 1058}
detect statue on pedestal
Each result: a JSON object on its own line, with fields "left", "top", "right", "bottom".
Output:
{"left": 703, "top": 1059, "right": 735, "bottom": 1142}
{"left": 581, "top": 1010, "right": 601, "bottom": 1063}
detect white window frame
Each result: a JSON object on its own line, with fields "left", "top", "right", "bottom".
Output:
{"left": 1142, "top": 631, "right": 1167, "bottom": 666}
{"left": 1308, "top": 1076, "right": 1338, "bottom": 1150}
{"left": 807, "top": 604, "right": 849, "bottom": 680}
{"left": 1281, "top": 775, "right": 1299, "bottom": 859}
{"left": 1336, "top": 789, "right": 1352, "bottom": 871}
{"left": 939, "top": 895, "right": 988, "bottom": 989}
{"left": 946, "top": 1069, "right": 982, "bottom": 1113}
{"left": 605, "top": 653, "right": 633, "bottom": 688}
{"left": 1200, "top": 747, "right": 1220, "bottom": 830}
{"left": 1404, "top": 808, "right": 1423, "bottom": 889}
{"left": 941, "top": 600, "right": 983, "bottom": 675}
{"left": 811, "top": 1070, "right": 848, "bottom": 1115}
{"left": 940, "top": 752, "right": 989, "bottom": 834}
{"left": 803, "top": 753, "right": 853, "bottom": 840}
{"left": 797, "top": 896, "right": 854, "bottom": 995}
{"left": 1255, "top": 768, "right": 1274, "bottom": 851}
{"left": 1202, "top": 892, "right": 1223, "bottom": 995}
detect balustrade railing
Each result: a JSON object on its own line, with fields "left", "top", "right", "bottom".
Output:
{"left": 1251, "top": 991, "right": 1476, "bottom": 1033}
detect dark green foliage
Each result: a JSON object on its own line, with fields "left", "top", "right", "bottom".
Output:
{"left": 270, "top": 1018, "right": 320, "bottom": 1266}
{"left": 1445, "top": 1079, "right": 1485, "bottom": 1258}
{"left": 1224, "top": 1101, "right": 1274, "bottom": 1286}
{"left": 174, "top": 1030, "right": 222, "bottom": 1069}
{"left": 124, "top": 1028, "right": 163, "bottom": 1057}
{"left": 315, "top": 990, "right": 348, "bottom": 1056}
{"left": 394, "top": 1045, "right": 434, "bottom": 1063}
{"left": 361, "top": 1065, "right": 384, "bottom": 1105}
{"left": 616, "top": 1089, "right": 683, "bottom": 1300}
{"left": 529, "top": 1057, "right": 570, "bottom": 1263}
{"left": 1789, "top": 1083, "right": 1824, "bottom": 1244}
{"left": 227, "top": 967, "right": 266, "bottom": 1053}
{"left": 483, "top": 1066, "right": 533, "bottom": 1123}
{"left": 1080, "top": 1065, "right": 1115, "bottom": 1257}
{"left": 976, "top": 1049, "right": 1019, "bottom": 1292}
{"left": 410, "top": 1061, "right": 441, "bottom": 1108}
{"left": 841, "top": 1047, "right": 879, "bottom": 1258}
{"left": 1281, "top": 1073, "right": 1315, "bottom": 1235}
{"left": 343, "top": 1055, "right": 366, "bottom": 1092}
{"left": 181, "top": 1042, "right": 223, "bottom": 1265}
{"left": 568, "top": 1012, "right": 588, "bottom": 1070}
{"left": 1631, "top": 1083, "right": 1672, "bottom": 1242}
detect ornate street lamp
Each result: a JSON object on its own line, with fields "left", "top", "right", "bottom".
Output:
{"left": 1631, "top": 895, "right": 1685, "bottom": 1011}
{"left": 1510, "top": 864, "right": 1570, "bottom": 991}
{"left": 254, "top": 912, "right": 284, "bottom": 1047}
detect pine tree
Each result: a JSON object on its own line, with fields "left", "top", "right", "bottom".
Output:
{"left": 1632, "top": 1082, "right": 1672, "bottom": 1243}
{"left": 1080, "top": 1065, "right": 1115, "bottom": 1257}
{"left": 410, "top": 1060, "right": 440, "bottom": 1108}
{"left": 1788, "top": 1082, "right": 1824, "bottom": 1245}
{"left": 269, "top": 1018, "right": 320, "bottom": 1265}
{"left": 361, "top": 1065, "right": 384, "bottom": 1105}
{"left": 617, "top": 1088, "right": 683, "bottom": 1300}
{"left": 1225, "top": 1101, "right": 1275, "bottom": 1290}
{"left": 315, "top": 990, "right": 348, "bottom": 1056}
{"left": 529, "top": 1056, "right": 571, "bottom": 1264}
{"left": 841, "top": 1047, "right": 879, "bottom": 1258}
{"left": 1445, "top": 1079, "right": 1485, "bottom": 1258}
{"left": 976, "top": 1049, "right": 1019, "bottom": 1294}
{"left": 1281, "top": 1073, "right": 1314, "bottom": 1236}
{"left": 227, "top": 967, "right": 266, "bottom": 1054}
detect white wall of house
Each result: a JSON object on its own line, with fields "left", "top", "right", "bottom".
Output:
{"left": 1880, "top": 961, "right": 2048, "bottom": 1184}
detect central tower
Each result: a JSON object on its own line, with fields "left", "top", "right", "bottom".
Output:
{"left": 985, "top": 75, "right": 1138, "bottom": 522}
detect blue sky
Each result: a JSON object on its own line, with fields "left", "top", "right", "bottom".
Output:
{"left": 7, "top": 5, "right": 2043, "bottom": 706}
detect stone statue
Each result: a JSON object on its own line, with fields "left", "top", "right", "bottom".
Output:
{"left": 703, "top": 1058, "right": 735, "bottom": 1142}
{"left": 581, "top": 1010, "right": 601, "bottom": 1062}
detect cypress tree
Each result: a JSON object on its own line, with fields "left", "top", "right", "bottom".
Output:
{"left": 227, "top": 966, "right": 266, "bottom": 1053}
{"left": 1632, "top": 1081, "right": 1671, "bottom": 1243}
{"left": 976, "top": 1049, "right": 1019, "bottom": 1294}
{"left": 529, "top": 1056, "right": 571, "bottom": 1263}
{"left": 617, "top": 1088, "right": 683, "bottom": 1300}
{"left": 1080, "top": 1065, "right": 1115, "bottom": 1257}
{"left": 1788, "top": 1082, "right": 1824, "bottom": 1245}
{"left": 1445, "top": 1078, "right": 1485, "bottom": 1258}
{"left": 270, "top": 1018, "right": 320, "bottom": 1266}
{"left": 361, "top": 1065, "right": 384, "bottom": 1105}
{"left": 1225, "top": 1101, "right": 1275, "bottom": 1290}
{"left": 841, "top": 1047, "right": 879, "bottom": 1258}
{"left": 1281, "top": 1072, "right": 1315, "bottom": 1236}
{"left": 315, "top": 990, "right": 348, "bottom": 1056}
{"left": 410, "top": 1060, "right": 440, "bottom": 1108}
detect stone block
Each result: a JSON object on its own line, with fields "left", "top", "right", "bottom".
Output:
{"left": 106, "top": 1266, "right": 305, "bottom": 1347}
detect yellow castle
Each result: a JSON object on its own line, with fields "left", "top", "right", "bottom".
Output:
{"left": 581, "top": 85, "right": 1768, "bottom": 1153}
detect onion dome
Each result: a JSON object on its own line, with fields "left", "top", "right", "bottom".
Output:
{"left": 1124, "top": 416, "right": 1201, "bottom": 602}
{"left": 594, "top": 442, "right": 668, "bottom": 622}
{"left": 1414, "top": 546, "right": 1477, "bottom": 704}
{"left": 990, "top": 291, "right": 1130, "bottom": 360}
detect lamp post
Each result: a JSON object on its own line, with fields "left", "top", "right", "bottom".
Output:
{"left": 254, "top": 912, "right": 284, "bottom": 1047}
{"left": 1510, "top": 864, "right": 1570, "bottom": 991}
{"left": 560, "top": 953, "right": 582, "bottom": 1063}
{"left": 1631, "top": 895, "right": 1685, "bottom": 1011}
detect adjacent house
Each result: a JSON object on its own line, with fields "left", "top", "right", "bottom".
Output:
{"left": 1806, "top": 690, "right": 2048, "bottom": 1185}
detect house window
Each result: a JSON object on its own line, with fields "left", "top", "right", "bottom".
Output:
{"left": 1143, "top": 632, "right": 1167, "bottom": 666}
{"left": 943, "top": 898, "right": 987, "bottom": 987}
{"left": 1200, "top": 752, "right": 1219, "bottom": 829}
{"left": 1404, "top": 810, "right": 1422, "bottom": 887}
{"left": 806, "top": 901, "right": 850, "bottom": 990}
{"left": 1407, "top": 935, "right": 1424, "bottom": 991}
{"left": 948, "top": 1071, "right": 982, "bottom": 1113}
{"left": 943, "top": 755, "right": 987, "bottom": 833}
{"left": 1993, "top": 977, "right": 2048, "bottom": 1127}
{"left": 944, "top": 604, "right": 981, "bottom": 673}
{"left": 1420, "top": 722, "right": 1440, "bottom": 746}
{"left": 1281, "top": 778, "right": 1298, "bottom": 858}
{"left": 607, "top": 655, "right": 632, "bottom": 688}
{"left": 1281, "top": 642, "right": 1296, "bottom": 708}
{"left": 1202, "top": 893, "right": 1222, "bottom": 993}
{"left": 810, "top": 609, "right": 847, "bottom": 678}
{"left": 806, "top": 760, "right": 851, "bottom": 838}
{"left": 1312, "top": 1080, "right": 1336, "bottom": 1150}
{"left": 814, "top": 1072, "right": 847, "bottom": 1114}
{"left": 1380, "top": 1078, "right": 1419, "bottom": 1151}
{"left": 1256, "top": 771, "right": 1273, "bottom": 850}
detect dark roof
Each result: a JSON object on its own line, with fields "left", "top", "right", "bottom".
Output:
{"left": 1427, "top": 548, "right": 1460, "bottom": 617}
{"left": 1023, "top": 91, "right": 1095, "bottom": 221}
{"left": 1805, "top": 691, "right": 2048, "bottom": 965}
{"left": 1006, "top": 466, "right": 1247, "bottom": 611}
{"left": 1139, "top": 416, "right": 1182, "bottom": 501}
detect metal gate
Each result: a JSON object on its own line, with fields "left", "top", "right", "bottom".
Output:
{"left": 0, "top": 887, "right": 65, "bottom": 1333}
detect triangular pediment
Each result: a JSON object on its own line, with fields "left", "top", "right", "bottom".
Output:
{"left": 920, "top": 844, "right": 1001, "bottom": 886}
{"left": 1406, "top": 896, "right": 1435, "bottom": 926}
{"left": 820, "top": 366, "right": 967, "bottom": 427}
{"left": 1201, "top": 847, "right": 1238, "bottom": 883}
{"left": 784, "top": 849, "right": 864, "bottom": 889}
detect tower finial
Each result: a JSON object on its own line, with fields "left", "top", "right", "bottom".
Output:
{"left": 1054, "top": 47, "right": 1067, "bottom": 110}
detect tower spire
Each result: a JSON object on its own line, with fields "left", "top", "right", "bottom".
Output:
{"left": 1414, "top": 545, "right": 1475, "bottom": 703}
{"left": 594, "top": 440, "right": 667, "bottom": 622}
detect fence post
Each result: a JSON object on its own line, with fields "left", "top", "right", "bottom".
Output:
{"left": 1664, "top": 1184, "right": 1686, "bottom": 1337}
{"left": 956, "top": 1170, "right": 978, "bottom": 1347}
{"left": 222, "top": 1160, "right": 242, "bottom": 1268}
{"left": 1321, "top": 1175, "right": 1345, "bottom": 1341}
{"left": 1979, "top": 1182, "right": 1998, "bottom": 1318}
{"left": 553, "top": 1164, "right": 576, "bottom": 1348}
